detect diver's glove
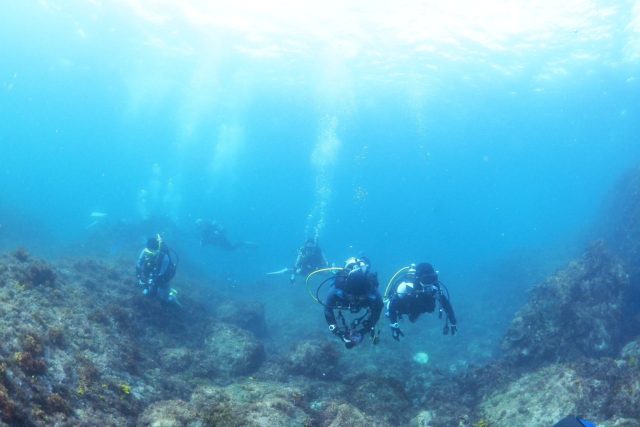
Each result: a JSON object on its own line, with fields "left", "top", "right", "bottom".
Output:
{"left": 329, "top": 324, "right": 341, "bottom": 337}
{"left": 443, "top": 323, "right": 457, "bottom": 335}
{"left": 390, "top": 323, "right": 404, "bottom": 341}
{"left": 289, "top": 273, "right": 296, "bottom": 284}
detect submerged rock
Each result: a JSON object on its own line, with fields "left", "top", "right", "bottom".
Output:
{"left": 136, "top": 399, "right": 199, "bottom": 427}
{"left": 159, "top": 347, "right": 194, "bottom": 373}
{"left": 601, "top": 165, "right": 640, "bottom": 274}
{"left": 140, "top": 382, "right": 313, "bottom": 427}
{"left": 502, "top": 242, "right": 629, "bottom": 367}
{"left": 321, "top": 401, "right": 388, "bottom": 427}
{"left": 621, "top": 338, "right": 640, "bottom": 360}
{"left": 478, "top": 364, "right": 584, "bottom": 427}
{"left": 284, "top": 339, "right": 341, "bottom": 379}
{"left": 215, "top": 300, "right": 267, "bottom": 337}
{"left": 202, "top": 323, "right": 265, "bottom": 377}
{"left": 345, "top": 374, "right": 411, "bottom": 426}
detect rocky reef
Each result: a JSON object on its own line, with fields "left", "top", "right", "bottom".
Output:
{"left": 600, "top": 164, "right": 640, "bottom": 339}
{"left": 502, "top": 241, "right": 629, "bottom": 366}
{"left": 3, "top": 243, "right": 636, "bottom": 427}
{"left": 601, "top": 165, "right": 640, "bottom": 274}
{"left": 1, "top": 239, "right": 639, "bottom": 427}
{"left": 405, "top": 241, "right": 640, "bottom": 427}
{"left": 0, "top": 249, "right": 406, "bottom": 426}
{"left": 3, "top": 164, "right": 640, "bottom": 426}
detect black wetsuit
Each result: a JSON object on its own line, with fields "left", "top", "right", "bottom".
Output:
{"left": 324, "top": 272, "right": 383, "bottom": 332}
{"left": 136, "top": 247, "right": 175, "bottom": 300}
{"left": 386, "top": 281, "right": 456, "bottom": 325}
{"left": 294, "top": 246, "right": 328, "bottom": 276}
{"left": 200, "top": 223, "right": 237, "bottom": 251}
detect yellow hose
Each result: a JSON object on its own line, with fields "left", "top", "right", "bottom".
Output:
{"left": 306, "top": 267, "right": 345, "bottom": 304}
{"left": 384, "top": 266, "right": 410, "bottom": 300}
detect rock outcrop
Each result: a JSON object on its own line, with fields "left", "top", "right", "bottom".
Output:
{"left": 501, "top": 242, "right": 629, "bottom": 367}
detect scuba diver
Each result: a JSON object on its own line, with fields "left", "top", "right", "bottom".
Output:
{"left": 385, "top": 262, "right": 457, "bottom": 340}
{"left": 290, "top": 238, "right": 328, "bottom": 283}
{"left": 195, "top": 218, "right": 256, "bottom": 251}
{"left": 553, "top": 416, "right": 596, "bottom": 427}
{"left": 324, "top": 257, "right": 383, "bottom": 349}
{"left": 136, "top": 234, "right": 178, "bottom": 304}
{"left": 267, "top": 238, "right": 329, "bottom": 283}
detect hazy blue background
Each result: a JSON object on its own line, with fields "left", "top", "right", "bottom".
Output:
{"left": 1, "top": 0, "right": 639, "bottom": 368}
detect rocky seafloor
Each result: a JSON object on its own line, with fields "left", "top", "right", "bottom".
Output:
{"left": 2, "top": 170, "right": 640, "bottom": 426}
{"left": 0, "top": 243, "right": 638, "bottom": 427}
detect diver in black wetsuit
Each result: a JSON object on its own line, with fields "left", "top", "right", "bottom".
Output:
{"left": 195, "top": 218, "right": 255, "bottom": 251}
{"left": 324, "top": 257, "right": 383, "bottom": 349}
{"left": 290, "top": 237, "right": 328, "bottom": 283}
{"left": 135, "top": 234, "right": 178, "bottom": 304}
{"left": 266, "top": 237, "right": 329, "bottom": 283}
{"left": 385, "top": 262, "right": 457, "bottom": 340}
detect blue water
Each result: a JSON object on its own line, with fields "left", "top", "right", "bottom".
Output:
{"left": 1, "top": 1, "right": 639, "bottom": 367}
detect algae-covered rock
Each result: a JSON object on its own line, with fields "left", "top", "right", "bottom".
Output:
{"left": 203, "top": 323, "right": 265, "bottom": 377}
{"left": 136, "top": 399, "right": 199, "bottom": 427}
{"left": 242, "top": 397, "right": 310, "bottom": 427}
{"left": 191, "top": 382, "right": 311, "bottom": 427}
{"left": 345, "top": 374, "right": 411, "bottom": 426}
{"left": 321, "top": 401, "right": 389, "bottom": 427}
{"left": 159, "top": 347, "right": 194, "bottom": 373}
{"left": 502, "top": 242, "right": 629, "bottom": 367}
{"left": 215, "top": 300, "right": 267, "bottom": 336}
{"left": 621, "top": 338, "right": 640, "bottom": 360}
{"left": 409, "top": 410, "right": 435, "bottom": 427}
{"left": 285, "top": 339, "right": 340, "bottom": 379}
{"left": 601, "top": 165, "right": 640, "bottom": 276}
{"left": 190, "top": 386, "right": 245, "bottom": 426}
{"left": 602, "top": 418, "right": 640, "bottom": 427}
{"left": 478, "top": 364, "right": 583, "bottom": 427}
{"left": 607, "top": 360, "right": 640, "bottom": 419}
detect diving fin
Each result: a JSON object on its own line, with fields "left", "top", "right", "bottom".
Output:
{"left": 266, "top": 268, "right": 291, "bottom": 276}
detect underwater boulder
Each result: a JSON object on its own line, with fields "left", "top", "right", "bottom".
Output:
{"left": 501, "top": 242, "right": 629, "bottom": 367}
{"left": 320, "top": 401, "right": 388, "bottom": 427}
{"left": 599, "top": 165, "right": 640, "bottom": 334}
{"left": 601, "top": 165, "right": 640, "bottom": 273}
{"left": 621, "top": 338, "right": 640, "bottom": 360}
{"left": 2, "top": 249, "right": 57, "bottom": 288}
{"left": 214, "top": 300, "right": 267, "bottom": 337}
{"left": 607, "top": 355, "right": 640, "bottom": 419}
{"left": 284, "top": 339, "right": 340, "bottom": 379}
{"left": 476, "top": 357, "right": 637, "bottom": 427}
{"left": 239, "top": 397, "right": 310, "bottom": 427}
{"left": 190, "top": 386, "right": 244, "bottom": 426}
{"left": 202, "top": 323, "right": 265, "bottom": 377}
{"left": 136, "top": 399, "right": 199, "bottom": 427}
{"left": 190, "top": 382, "right": 311, "bottom": 427}
{"left": 159, "top": 347, "right": 194, "bottom": 373}
{"left": 344, "top": 374, "right": 411, "bottom": 426}
{"left": 477, "top": 364, "right": 585, "bottom": 427}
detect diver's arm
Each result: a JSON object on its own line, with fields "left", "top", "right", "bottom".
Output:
{"left": 387, "top": 297, "right": 399, "bottom": 323}
{"left": 155, "top": 253, "right": 170, "bottom": 281}
{"left": 135, "top": 251, "right": 146, "bottom": 281}
{"left": 324, "top": 289, "right": 338, "bottom": 326}
{"left": 320, "top": 250, "right": 328, "bottom": 268}
{"left": 367, "top": 291, "right": 384, "bottom": 327}
{"left": 293, "top": 250, "right": 303, "bottom": 272}
{"left": 439, "top": 292, "right": 457, "bottom": 325}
